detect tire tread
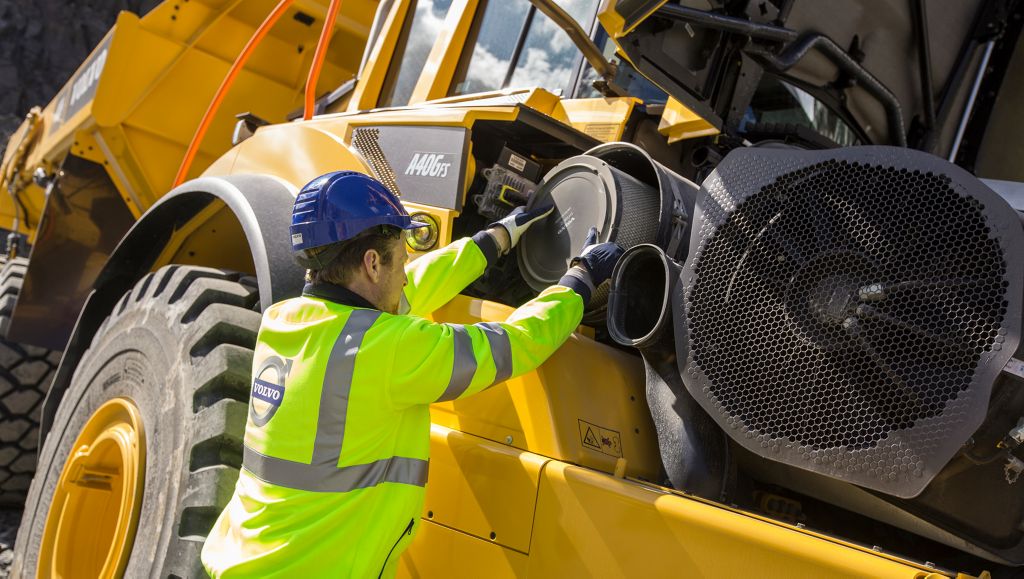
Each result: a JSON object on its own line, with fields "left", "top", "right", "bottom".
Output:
{"left": 0, "top": 256, "right": 57, "bottom": 507}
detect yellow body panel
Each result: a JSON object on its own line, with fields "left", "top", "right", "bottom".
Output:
{"left": 409, "top": 0, "right": 480, "bottom": 104}
{"left": 555, "top": 97, "right": 639, "bottom": 142}
{"left": 428, "top": 294, "right": 663, "bottom": 482}
{"left": 423, "top": 425, "right": 548, "bottom": 553}
{"left": 223, "top": 122, "right": 370, "bottom": 187}
{"left": 395, "top": 429, "right": 948, "bottom": 577}
{"left": 398, "top": 519, "right": 529, "bottom": 578}
{"left": 659, "top": 97, "right": 719, "bottom": 143}
{"left": 525, "top": 462, "right": 939, "bottom": 578}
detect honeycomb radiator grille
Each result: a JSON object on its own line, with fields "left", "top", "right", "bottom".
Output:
{"left": 675, "top": 147, "right": 1023, "bottom": 497}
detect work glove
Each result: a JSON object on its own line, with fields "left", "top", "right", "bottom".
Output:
{"left": 492, "top": 204, "right": 554, "bottom": 250}
{"left": 559, "top": 227, "right": 624, "bottom": 306}
{"left": 572, "top": 227, "right": 623, "bottom": 285}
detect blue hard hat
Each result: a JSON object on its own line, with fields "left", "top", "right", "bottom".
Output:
{"left": 290, "top": 171, "right": 426, "bottom": 252}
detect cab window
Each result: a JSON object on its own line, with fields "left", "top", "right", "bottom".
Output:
{"left": 450, "top": 0, "right": 599, "bottom": 97}
{"left": 574, "top": 28, "right": 668, "bottom": 103}
{"left": 742, "top": 76, "right": 862, "bottom": 147}
{"left": 378, "top": 0, "right": 455, "bottom": 107}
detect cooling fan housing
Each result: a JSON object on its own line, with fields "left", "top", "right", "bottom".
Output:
{"left": 674, "top": 146, "right": 1023, "bottom": 500}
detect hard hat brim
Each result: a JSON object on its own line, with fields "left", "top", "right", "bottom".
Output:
{"left": 404, "top": 220, "right": 430, "bottom": 230}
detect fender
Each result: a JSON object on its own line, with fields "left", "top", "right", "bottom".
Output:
{"left": 39, "top": 173, "right": 304, "bottom": 443}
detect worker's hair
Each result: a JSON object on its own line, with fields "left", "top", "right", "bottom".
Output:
{"left": 305, "top": 226, "right": 402, "bottom": 286}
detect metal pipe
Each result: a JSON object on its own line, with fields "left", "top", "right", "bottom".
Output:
{"left": 528, "top": 0, "right": 615, "bottom": 81}
{"left": 911, "top": 0, "right": 936, "bottom": 129}
{"left": 304, "top": 0, "right": 343, "bottom": 121}
{"left": 174, "top": 0, "right": 294, "bottom": 187}
{"left": 749, "top": 34, "right": 907, "bottom": 147}
{"left": 948, "top": 40, "right": 995, "bottom": 162}
{"left": 658, "top": 3, "right": 799, "bottom": 43}
{"left": 657, "top": 4, "right": 906, "bottom": 147}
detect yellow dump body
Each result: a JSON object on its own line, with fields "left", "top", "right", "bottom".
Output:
{"left": 0, "top": 0, "right": 377, "bottom": 241}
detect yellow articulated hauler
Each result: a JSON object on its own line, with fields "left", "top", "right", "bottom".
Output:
{"left": 1, "top": 0, "right": 1023, "bottom": 576}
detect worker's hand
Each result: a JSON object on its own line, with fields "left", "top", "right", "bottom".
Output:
{"left": 492, "top": 204, "right": 554, "bottom": 250}
{"left": 571, "top": 227, "right": 623, "bottom": 286}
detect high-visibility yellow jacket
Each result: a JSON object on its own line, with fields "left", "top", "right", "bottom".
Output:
{"left": 201, "top": 237, "right": 584, "bottom": 578}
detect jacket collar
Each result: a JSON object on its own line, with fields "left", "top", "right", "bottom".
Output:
{"left": 302, "top": 282, "right": 378, "bottom": 310}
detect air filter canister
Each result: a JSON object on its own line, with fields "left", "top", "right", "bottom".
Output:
{"left": 518, "top": 156, "right": 661, "bottom": 310}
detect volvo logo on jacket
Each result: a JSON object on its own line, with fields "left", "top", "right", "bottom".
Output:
{"left": 250, "top": 356, "right": 292, "bottom": 427}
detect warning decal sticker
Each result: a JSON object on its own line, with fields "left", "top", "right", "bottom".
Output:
{"left": 578, "top": 419, "right": 622, "bottom": 458}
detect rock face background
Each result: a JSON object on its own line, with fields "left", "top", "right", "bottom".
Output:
{"left": 0, "top": 0, "right": 160, "bottom": 147}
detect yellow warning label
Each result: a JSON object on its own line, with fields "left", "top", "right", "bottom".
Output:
{"left": 578, "top": 419, "right": 622, "bottom": 458}
{"left": 582, "top": 122, "right": 621, "bottom": 142}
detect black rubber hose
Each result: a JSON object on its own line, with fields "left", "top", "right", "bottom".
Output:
{"left": 747, "top": 34, "right": 907, "bottom": 147}
{"left": 608, "top": 244, "right": 729, "bottom": 500}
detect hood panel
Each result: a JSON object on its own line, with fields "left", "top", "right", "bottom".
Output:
{"left": 607, "top": 0, "right": 998, "bottom": 150}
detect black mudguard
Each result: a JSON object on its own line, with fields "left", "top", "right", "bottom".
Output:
{"left": 39, "top": 173, "right": 304, "bottom": 445}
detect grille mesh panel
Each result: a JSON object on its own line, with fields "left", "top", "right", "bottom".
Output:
{"left": 352, "top": 127, "right": 402, "bottom": 197}
{"left": 675, "top": 147, "right": 1022, "bottom": 497}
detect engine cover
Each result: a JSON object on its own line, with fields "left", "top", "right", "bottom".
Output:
{"left": 674, "top": 146, "right": 1023, "bottom": 499}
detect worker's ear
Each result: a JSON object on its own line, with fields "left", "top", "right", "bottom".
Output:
{"left": 363, "top": 248, "right": 382, "bottom": 283}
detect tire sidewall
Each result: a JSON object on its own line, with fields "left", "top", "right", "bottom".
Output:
{"left": 13, "top": 293, "right": 195, "bottom": 577}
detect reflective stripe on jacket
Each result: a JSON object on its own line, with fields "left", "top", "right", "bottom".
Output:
{"left": 201, "top": 237, "right": 584, "bottom": 578}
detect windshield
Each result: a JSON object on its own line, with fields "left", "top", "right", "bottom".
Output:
{"left": 449, "top": 0, "right": 599, "bottom": 97}
{"left": 742, "top": 76, "right": 861, "bottom": 146}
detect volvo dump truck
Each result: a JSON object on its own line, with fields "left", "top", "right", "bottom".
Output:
{"left": 1, "top": 0, "right": 1023, "bottom": 576}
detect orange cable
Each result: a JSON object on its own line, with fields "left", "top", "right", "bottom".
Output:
{"left": 304, "top": 0, "right": 343, "bottom": 120}
{"left": 174, "top": 0, "right": 295, "bottom": 187}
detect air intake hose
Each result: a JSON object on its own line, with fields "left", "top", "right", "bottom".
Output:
{"left": 607, "top": 244, "right": 729, "bottom": 500}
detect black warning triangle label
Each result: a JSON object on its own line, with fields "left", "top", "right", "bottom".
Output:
{"left": 583, "top": 426, "right": 600, "bottom": 449}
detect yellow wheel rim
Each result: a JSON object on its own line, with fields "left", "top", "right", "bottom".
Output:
{"left": 38, "top": 398, "right": 146, "bottom": 579}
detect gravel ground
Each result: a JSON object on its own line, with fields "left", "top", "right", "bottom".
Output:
{"left": 0, "top": 508, "right": 20, "bottom": 578}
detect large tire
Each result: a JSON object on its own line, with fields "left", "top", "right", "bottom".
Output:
{"left": 12, "top": 265, "right": 259, "bottom": 578}
{"left": 0, "top": 257, "right": 59, "bottom": 507}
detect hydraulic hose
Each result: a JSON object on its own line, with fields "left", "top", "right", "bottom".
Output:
{"left": 304, "top": 0, "right": 343, "bottom": 120}
{"left": 175, "top": 0, "right": 295, "bottom": 187}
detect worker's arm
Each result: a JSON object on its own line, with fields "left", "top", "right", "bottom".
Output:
{"left": 387, "top": 283, "right": 586, "bottom": 407}
{"left": 400, "top": 205, "right": 553, "bottom": 317}
{"left": 399, "top": 234, "right": 492, "bottom": 318}
{"left": 388, "top": 229, "right": 623, "bottom": 407}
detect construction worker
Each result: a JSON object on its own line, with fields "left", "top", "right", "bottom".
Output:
{"left": 201, "top": 171, "right": 623, "bottom": 578}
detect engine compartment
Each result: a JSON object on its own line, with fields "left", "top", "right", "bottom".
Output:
{"left": 381, "top": 108, "right": 1024, "bottom": 573}
{"left": 606, "top": 145, "right": 1024, "bottom": 570}
{"left": 450, "top": 116, "right": 699, "bottom": 326}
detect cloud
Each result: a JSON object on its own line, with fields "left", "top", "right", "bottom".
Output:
{"left": 460, "top": 44, "right": 509, "bottom": 93}
{"left": 451, "top": 0, "right": 598, "bottom": 96}
{"left": 508, "top": 47, "right": 573, "bottom": 92}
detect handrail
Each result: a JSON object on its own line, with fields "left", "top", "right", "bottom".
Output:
{"left": 304, "top": 0, "right": 343, "bottom": 120}
{"left": 174, "top": 0, "right": 295, "bottom": 187}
